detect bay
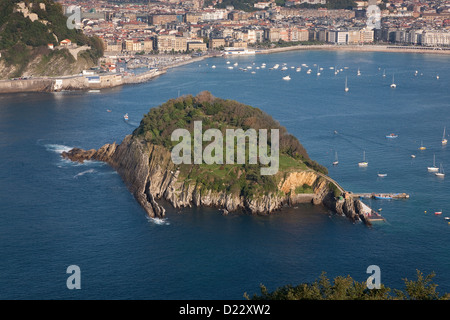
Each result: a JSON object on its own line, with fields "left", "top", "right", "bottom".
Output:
{"left": 0, "top": 50, "right": 449, "bottom": 299}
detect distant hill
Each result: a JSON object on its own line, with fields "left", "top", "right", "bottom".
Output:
{"left": 0, "top": 0, "right": 104, "bottom": 79}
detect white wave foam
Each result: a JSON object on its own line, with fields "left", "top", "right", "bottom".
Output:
{"left": 45, "top": 144, "right": 73, "bottom": 154}
{"left": 146, "top": 216, "right": 170, "bottom": 226}
{"left": 74, "top": 169, "right": 96, "bottom": 178}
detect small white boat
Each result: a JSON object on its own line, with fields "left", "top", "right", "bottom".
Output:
{"left": 358, "top": 151, "right": 368, "bottom": 167}
{"left": 228, "top": 66, "right": 233, "bottom": 70}
{"left": 411, "top": 154, "right": 416, "bottom": 158}
{"left": 383, "top": 69, "right": 386, "bottom": 77}
{"left": 437, "top": 74, "right": 440, "bottom": 80}
{"left": 281, "top": 66, "right": 288, "bottom": 71}
{"left": 435, "top": 163, "right": 445, "bottom": 177}
{"left": 386, "top": 133, "right": 398, "bottom": 138}
{"left": 428, "top": 154, "right": 439, "bottom": 172}
{"left": 390, "top": 74, "right": 396, "bottom": 88}
{"left": 296, "top": 67, "right": 301, "bottom": 72}
{"left": 317, "top": 65, "right": 321, "bottom": 76}
{"left": 124, "top": 113, "right": 129, "bottom": 121}
{"left": 333, "top": 152, "right": 339, "bottom": 166}
{"left": 344, "top": 77, "right": 349, "bottom": 92}
{"left": 233, "top": 63, "right": 238, "bottom": 66}
{"left": 357, "top": 68, "right": 361, "bottom": 76}
{"left": 306, "top": 69, "right": 312, "bottom": 74}
{"left": 377, "top": 173, "right": 387, "bottom": 177}
{"left": 283, "top": 75, "right": 291, "bottom": 81}
{"left": 211, "top": 65, "right": 216, "bottom": 69}
{"left": 442, "top": 127, "right": 447, "bottom": 145}
{"left": 226, "top": 61, "right": 230, "bottom": 64}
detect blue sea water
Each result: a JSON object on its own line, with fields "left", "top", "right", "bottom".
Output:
{"left": 1, "top": 50, "right": 450, "bottom": 300}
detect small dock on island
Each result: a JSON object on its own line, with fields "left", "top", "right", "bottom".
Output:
{"left": 351, "top": 192, "right": 410, "bottom": 200}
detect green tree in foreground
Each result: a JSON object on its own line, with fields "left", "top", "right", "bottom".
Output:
{"left": 245, "top": 270, "right": 450, "bottom": 300}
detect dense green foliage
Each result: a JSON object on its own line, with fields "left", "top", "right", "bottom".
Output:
{"left": 246, "top": 270, "right": 450, "bottom": 300}
{"left": 134, "top": 91, "right": 326, "bottom": 172}
{"left": 133, "top": 92, "right": 328, "bottom": 199}
{"left": 0, "top": 0, "right": 103, "bottom": 76}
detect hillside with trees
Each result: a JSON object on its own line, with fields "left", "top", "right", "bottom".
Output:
{"left": 0, "top": 0, "right": 103, "bottom": 79}
{"left": 132, "top": 91, "right": 328, "bottom": 199}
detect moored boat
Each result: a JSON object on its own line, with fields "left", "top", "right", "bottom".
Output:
{"left": 358, "top": 151, "right": 368, "bottom": 167}
{"left": 427, "top": 154, "right": 439, "bottom": 172}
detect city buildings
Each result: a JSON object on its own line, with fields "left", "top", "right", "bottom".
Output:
{"left": 55, "top": 0, "right": 450, "bottom": 55}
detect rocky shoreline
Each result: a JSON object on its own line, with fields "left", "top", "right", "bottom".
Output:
{"left": 61, "top": 135, "right": 373, "bottom": 226}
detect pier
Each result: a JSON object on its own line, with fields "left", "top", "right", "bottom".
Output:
{"left": 351, "top": 192, "right": 410, "bottom": 200}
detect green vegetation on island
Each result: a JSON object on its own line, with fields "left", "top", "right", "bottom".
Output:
{"left": 246, "top": 270, "right": 450, "bottom": 300}
{"left": 133, "top": 91, "right": 328, "bottom": 199}
{"left": 0, "top": 0, "right": 103, "bottom": 78}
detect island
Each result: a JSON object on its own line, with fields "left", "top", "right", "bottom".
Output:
{"left": 62, "top": 91, "right": 379, "bottom": 226}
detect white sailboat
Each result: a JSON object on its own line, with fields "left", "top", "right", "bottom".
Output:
{"left": 333, "top": 152, "right": 339, "bottom": 166}
{"left": 435, "top": 163, "right": 445, "bottom": 177}
{"left": 442, "top": 127, "right": 447, "bottom": 145}
{"left": 317, "top": 65, "right": 321, "bottom": 76}
{"left": 358, "top": 151, "right": 368, "bottom": 167}
{"left": 344, "top": 77, "right": 349, "bottom": 92}
{"left": 282, "top": 75, "right": 291, "bottom": 81}
{"left": 357, "top": 68, "right": 361, "bottom": 76}
{"left": 390, "top": 74, "right": 396, "bottom": 88}
{"left": 383, "top": 69, "right": 386, "bottom": 77}
{"left": 427, "top": 154, "right": 439, "bottom": 172}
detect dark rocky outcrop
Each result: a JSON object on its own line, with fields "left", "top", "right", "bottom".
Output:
{"left": 62, "top": 135, "right": 371, "bottom": 226}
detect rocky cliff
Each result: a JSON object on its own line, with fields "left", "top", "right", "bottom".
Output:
{"left": 61, "top": 135, "right": 371, "bottom": 225}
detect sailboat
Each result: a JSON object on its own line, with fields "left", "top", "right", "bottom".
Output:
{"left": 435, "top": 163, "right": 445, "bottom": 177}
{"left": 442, "top": 127, "right": 447, "bottom": 145}
{"left": 427, "top": 154, "right": 439, "bottom": 172}
{"left": 390, "top": 74, "right": 396, "bottom": 88}
{"left": 358, "top": 151, "right": 368, "bottom": 167}
{"left": 317, "top": 65, "right": 321, "bottom": 76}
{"left": 383, "top": 69, "right": 386, "bottom": 77}
{"left": 333, "top": 152, "right": 339, "bottom": 166}
{"left": 419, "top": 141, "right": 426, "bottom": 150}
{"left": 357, "top": 68, "right": 361, "bottom": 76}
{"left": 344, "top": 77, "right": 349, "bottom": 92}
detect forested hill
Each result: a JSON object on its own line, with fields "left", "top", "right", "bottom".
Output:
{"left": 0, "top": 0, "right": 103, "bottom": 79}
